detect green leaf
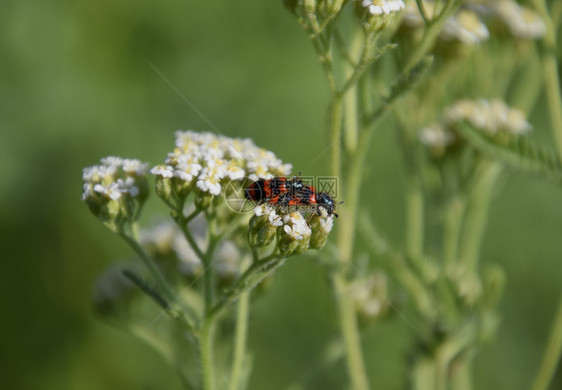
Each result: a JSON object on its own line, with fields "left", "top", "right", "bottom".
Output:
{"left": 455, "top": 123, "right": 562, "bottom": 183}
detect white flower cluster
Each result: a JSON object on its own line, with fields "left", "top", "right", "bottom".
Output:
{"left": 151, "top": 131, "right": 292, "bottom": 197}
{"left": 403, "top": 0, "right": 545, "bottom": 43}
{"left": 419, "top": 124, "right": 456, "bottom": 149}
{"left": 254, "top": 205, "right": 333, "bottom": 241}
{"left": 403, "top": 2, "right": 489, "bottom": 44}
{"left": 444, "top": 99, "right": 532, "bottom": 136}
{"left": 493, "top": 0, "right": 546, "bottom": 39}
{"left": 361, "top": 0, "right": 405, "bottom": 15}
{"left": 82, "top": 156, "right": 148, "bottom": 201}
{"left": 282, "top": 212, "right": 312, "bottom": 242}
{"left": 252, "top": 204, "right": 334, "bottom": 255}
{"left": 440, "top": 9, "right": 490, "bottom": 44}
{"left": 419, "top": 99, "right": 532, "bottom": 155}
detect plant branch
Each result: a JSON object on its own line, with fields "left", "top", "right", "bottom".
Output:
{"left": 531, "top": 296, "right": 562, "bottom": 390}
{"left": 228, "top": 282, "right": 250, "bottom": 390}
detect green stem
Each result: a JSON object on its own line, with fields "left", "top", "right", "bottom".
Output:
{"left": 443, "top": 196, "right": 464, "bottom": 268}
{"left": 406, "top": 178, "right": 424, "bottom": 264}
{"left": 451, "top": 356, "right": 473, "bottom": 390}
{"left": 330, "top": 96, "right": 343, "bottom": 181}
{"left": 331, "top": 272, "right": 370, "bottom": 390}
{"left": 119, "top": 232, "right": 175, "bottom": 303}
{"left": 530, "top": 0, "right": 562, "bottom": 159}
{"left": 532, "top": 297, "right": 562, "bottom": 390}
{"left": 208, "top": 256, "right": 284, "bottom": 322}
{"left": 406, "top": 0, "right": 461, "bottom": 70}
{"left": 412, "top": 357, "right": 436, "bottom": 390}
{"left": 331, "top": 75, "right": 373, "bottom": 390}
{"left": 458, "top": 163, "right": 502, "bottom": 273}
{"left": 228, "top": 287, "right": 250, "bottom": 390}
{"left": 199, "top": 318, "right": 216, "bottom": 390}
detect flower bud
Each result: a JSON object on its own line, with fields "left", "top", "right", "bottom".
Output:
{"left": 278, "top": 212, "right": 311, "bottom": 257}
{"left": 194, "top": 190, "right": 212, "bottom": 211}
{"left": 326, "top": 0, "right": 344, "bottom": 15}
{"left": 308, "top": 214, "right": 334, "bottom": 249}
{"left": 248, "top": 206, "right": 282, "bottom": 247}
{"left": 155, "top": 175, "right": 173, "bottom": 201}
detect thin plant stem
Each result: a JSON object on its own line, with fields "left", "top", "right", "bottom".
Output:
{"left": 451, "top": 356, "right": 473, "bottom": 390}
{"left": 331, "top": 75, "right": 372, "bottom": 390}
{"left": 330, "top": 96, "right": 343, "bottom": 181}
{"left": 531, "top": 297, "right": 562, "bottom": 390}
{"left": 443, "top": 196, "right": 464, "bottom": 268}
{"left": 199, "top": 318, "right": 216, "bottom": 390}
{"left": 530, "top": 0, "right": 562, "bottom": 155}
{"left": 228, "top": 285, "right": 250, "bottom": 390}
{"left": 406, "top": 0, "right": 461, "bottom": 70}
{"left": 458, "top": 162, "right": 502, "bottom": 272}
{"left": 406, "top": 177, "right": 424, "bottom": 264}
{"left": 119, "top": 232, "right": 175, "bottom": 303}
{"left": 331, "top": 272, "right": 370, "bottom": 390}
{"left": 208, "top": 255, "right": 284, "bottom": 322}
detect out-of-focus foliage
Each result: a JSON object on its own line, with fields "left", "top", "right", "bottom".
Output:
{"left": 1, "top": 1, "right": 561, "bottom": 389}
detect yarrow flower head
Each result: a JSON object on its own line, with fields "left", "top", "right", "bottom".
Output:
{"left": 444, "top": 98, "right": 532, "bottom": 136}
{"left": 82, "top": 156, "right": 149, "bottom": 231}
{"left": 419, "top": 98, "right": 532, "bottom": 157}
{"left": 151, "top": 130, "right": 292, "bottom": 207}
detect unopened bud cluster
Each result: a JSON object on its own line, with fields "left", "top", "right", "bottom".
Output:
{"left": 82, "top": 157, "right": 149, "bottom": 231}
{"left": 151, "top": 130, "right": 291, "bottom": 210}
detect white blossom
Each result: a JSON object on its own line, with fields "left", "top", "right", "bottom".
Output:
{"left": 494, "top": 0, "right": 546, "bottom": 39}
{"left": 419, "top": 124, "right": 456, "bottom": 148}
{"left": 404, "top": 1, "right": 489, "bottom": 44}
{"left": 361, "top": 0, "right": 405, "bottom": 15}
{"left": 282, "top": 212, "right": 311, "bottom": 241}
{"left": 445, "top": 99, "right": 532, "bottom": 136}
{"left": 151, "top": 164, "right": 174, "bottom": 178}
{"left": 82, "top": 156, "right": 148, "bottom": 202}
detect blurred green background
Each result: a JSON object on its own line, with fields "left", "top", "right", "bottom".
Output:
{"left": 1, "top": 1, "right": 562, "bottom": 389}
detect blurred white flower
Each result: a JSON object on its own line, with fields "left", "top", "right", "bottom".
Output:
{"left": 494, "top": 0, "right": 546, "bottom": 39}
{"left": 419, "top": 124, "right": 456, "bottom": 148}
{"left": 361, "top": 0, "right": 405, "bottom": 15}
{"left": 445, "top": 98, "right": 532, "bottom": 136}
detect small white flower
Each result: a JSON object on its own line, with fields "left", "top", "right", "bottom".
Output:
{"left": 361, "top": 0, "right": 405, "bottom": 15}
{"left": 122, "top": 159, "right": 148, "bottom": 175}
{"left": 282, "top": 212, "right": 311, "bottom": 241}
{"left": 151, "top": 164, "right": 174, "bottom": 178}
{"left": 197, "top": 165, "right": 225, "bottom": 196}
{"left": 100, "top": 156, "right": 124, "bottom": 167}
{"left": 404, "top": 2, "right": 488, "bottom": 44}
{"left": 94, "top": 182, "right": 123, "bottom": 200}
{"left": 419, "top": 124, "right": 456, "bottom": 148}
{"left": 440, "top": 9, "right": 489, "bottom": 44}
{"left": 319, "top": 215, "right": 334, "bottom": 234}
